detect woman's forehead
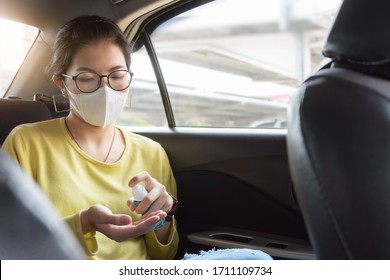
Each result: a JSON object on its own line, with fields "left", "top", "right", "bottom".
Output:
{"left": 69, "top": 40, "right": 127, "bottom": 73}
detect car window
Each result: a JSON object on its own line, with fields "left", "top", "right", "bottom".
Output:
{"left": 117, "top": 45, "right": 168, "bottom": 127}
{"left": 0, "top": 19, "right": 38, "bottom": 96}
{"left": 120, "top": 0, "right": 342, "bottom": 128}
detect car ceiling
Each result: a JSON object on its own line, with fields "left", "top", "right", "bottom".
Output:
{"left": 0, "top": 0, "right": 178, "bottom": 43}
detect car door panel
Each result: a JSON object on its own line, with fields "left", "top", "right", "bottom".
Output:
{"left": 132, "top": 127, "right": 314, "bottom": 259}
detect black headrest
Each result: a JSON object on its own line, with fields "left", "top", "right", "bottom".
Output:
{"left": 0, "top": 99, "right": 52, "bottom": 145}
{"left": 323, "top": 0, "right": 390, "bottom": 64}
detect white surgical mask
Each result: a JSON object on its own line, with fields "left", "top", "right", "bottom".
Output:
{"left": 67, "top": 86, "right": 128, "bottom": 127}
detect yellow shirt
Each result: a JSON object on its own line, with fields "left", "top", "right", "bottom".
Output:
{"left": 1, "top": 117, "right": 179, "bottom": 260}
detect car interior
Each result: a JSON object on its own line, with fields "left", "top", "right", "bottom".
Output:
{"left": 3, "top": 0, "right": 385, "bottom": 260}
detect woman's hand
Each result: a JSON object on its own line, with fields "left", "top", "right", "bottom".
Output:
{"left": 128, "top": 171, "right": 174, "bottom": 215}
{"left": 80, "top": 204, "right": 166, "bottom": 242}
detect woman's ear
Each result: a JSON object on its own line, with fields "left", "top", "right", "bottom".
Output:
{"left": 52, "top": 75, "right": 67, "bottom": 97}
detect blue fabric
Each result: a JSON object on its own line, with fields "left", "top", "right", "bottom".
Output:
{"left": 182, "top": 248, "right": 273, "bottom": 260}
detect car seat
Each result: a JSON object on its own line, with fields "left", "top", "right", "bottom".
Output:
{"left": 287, "top": 0, "right": 390, "bottom": 259}
{"left": 0, "top": 151, "right": 84, "bottom": 259}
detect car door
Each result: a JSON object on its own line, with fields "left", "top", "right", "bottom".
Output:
{"left": 116, "top": 0, "right": 341, "bottom": 259}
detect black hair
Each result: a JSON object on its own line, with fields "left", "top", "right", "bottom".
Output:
{"left": 47, "top": 15, "right": 131, "bottom": 76}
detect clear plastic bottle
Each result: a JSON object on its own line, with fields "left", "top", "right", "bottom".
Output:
{"left": 132, "top": 184, "right": 165, "bottom": 230}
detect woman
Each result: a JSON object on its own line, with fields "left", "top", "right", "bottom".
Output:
{"left": 1, "top": 15, "right": 178, "bottom": 260}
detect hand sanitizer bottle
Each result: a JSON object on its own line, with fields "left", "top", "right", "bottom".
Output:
{"left": 132, "top": 184, "right": 165, "bottom": 230}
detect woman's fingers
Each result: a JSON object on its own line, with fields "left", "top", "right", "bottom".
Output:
{"left": 104, "top": 211, "right": 166, "bottom": 242}
{"left": 128, "top": 171, "right": 155, "bottom": 190}
{"left": 128, "top": 171, "right": 173, "bottom": 216}
{"left": 83, "top": 205, "right": 167, "bottom": 242}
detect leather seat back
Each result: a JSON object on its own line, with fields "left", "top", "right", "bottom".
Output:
{"left": 287, "top": 0, "right": 390, "bottom": 259}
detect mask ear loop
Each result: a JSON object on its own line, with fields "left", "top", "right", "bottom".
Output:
{"left": 53, "top": 83, "right": 70, "bottom": 113}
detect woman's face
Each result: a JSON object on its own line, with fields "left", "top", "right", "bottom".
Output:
{"left": 64, "top": 40, "right": 128, "bottom": 94}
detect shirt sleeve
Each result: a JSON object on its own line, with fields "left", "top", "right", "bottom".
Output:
{"left": 145, "top": 217, "right": 179, "bottom": 259}
{"left": 1, "top": 126, "right": 35, "bottom": 177}
{"left": 64, "top": 212, "right": 98, "bottom": 257}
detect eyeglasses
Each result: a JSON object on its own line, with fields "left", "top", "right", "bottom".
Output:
{"left": 61, "top": 70, "right": 133, "bottom": 93}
